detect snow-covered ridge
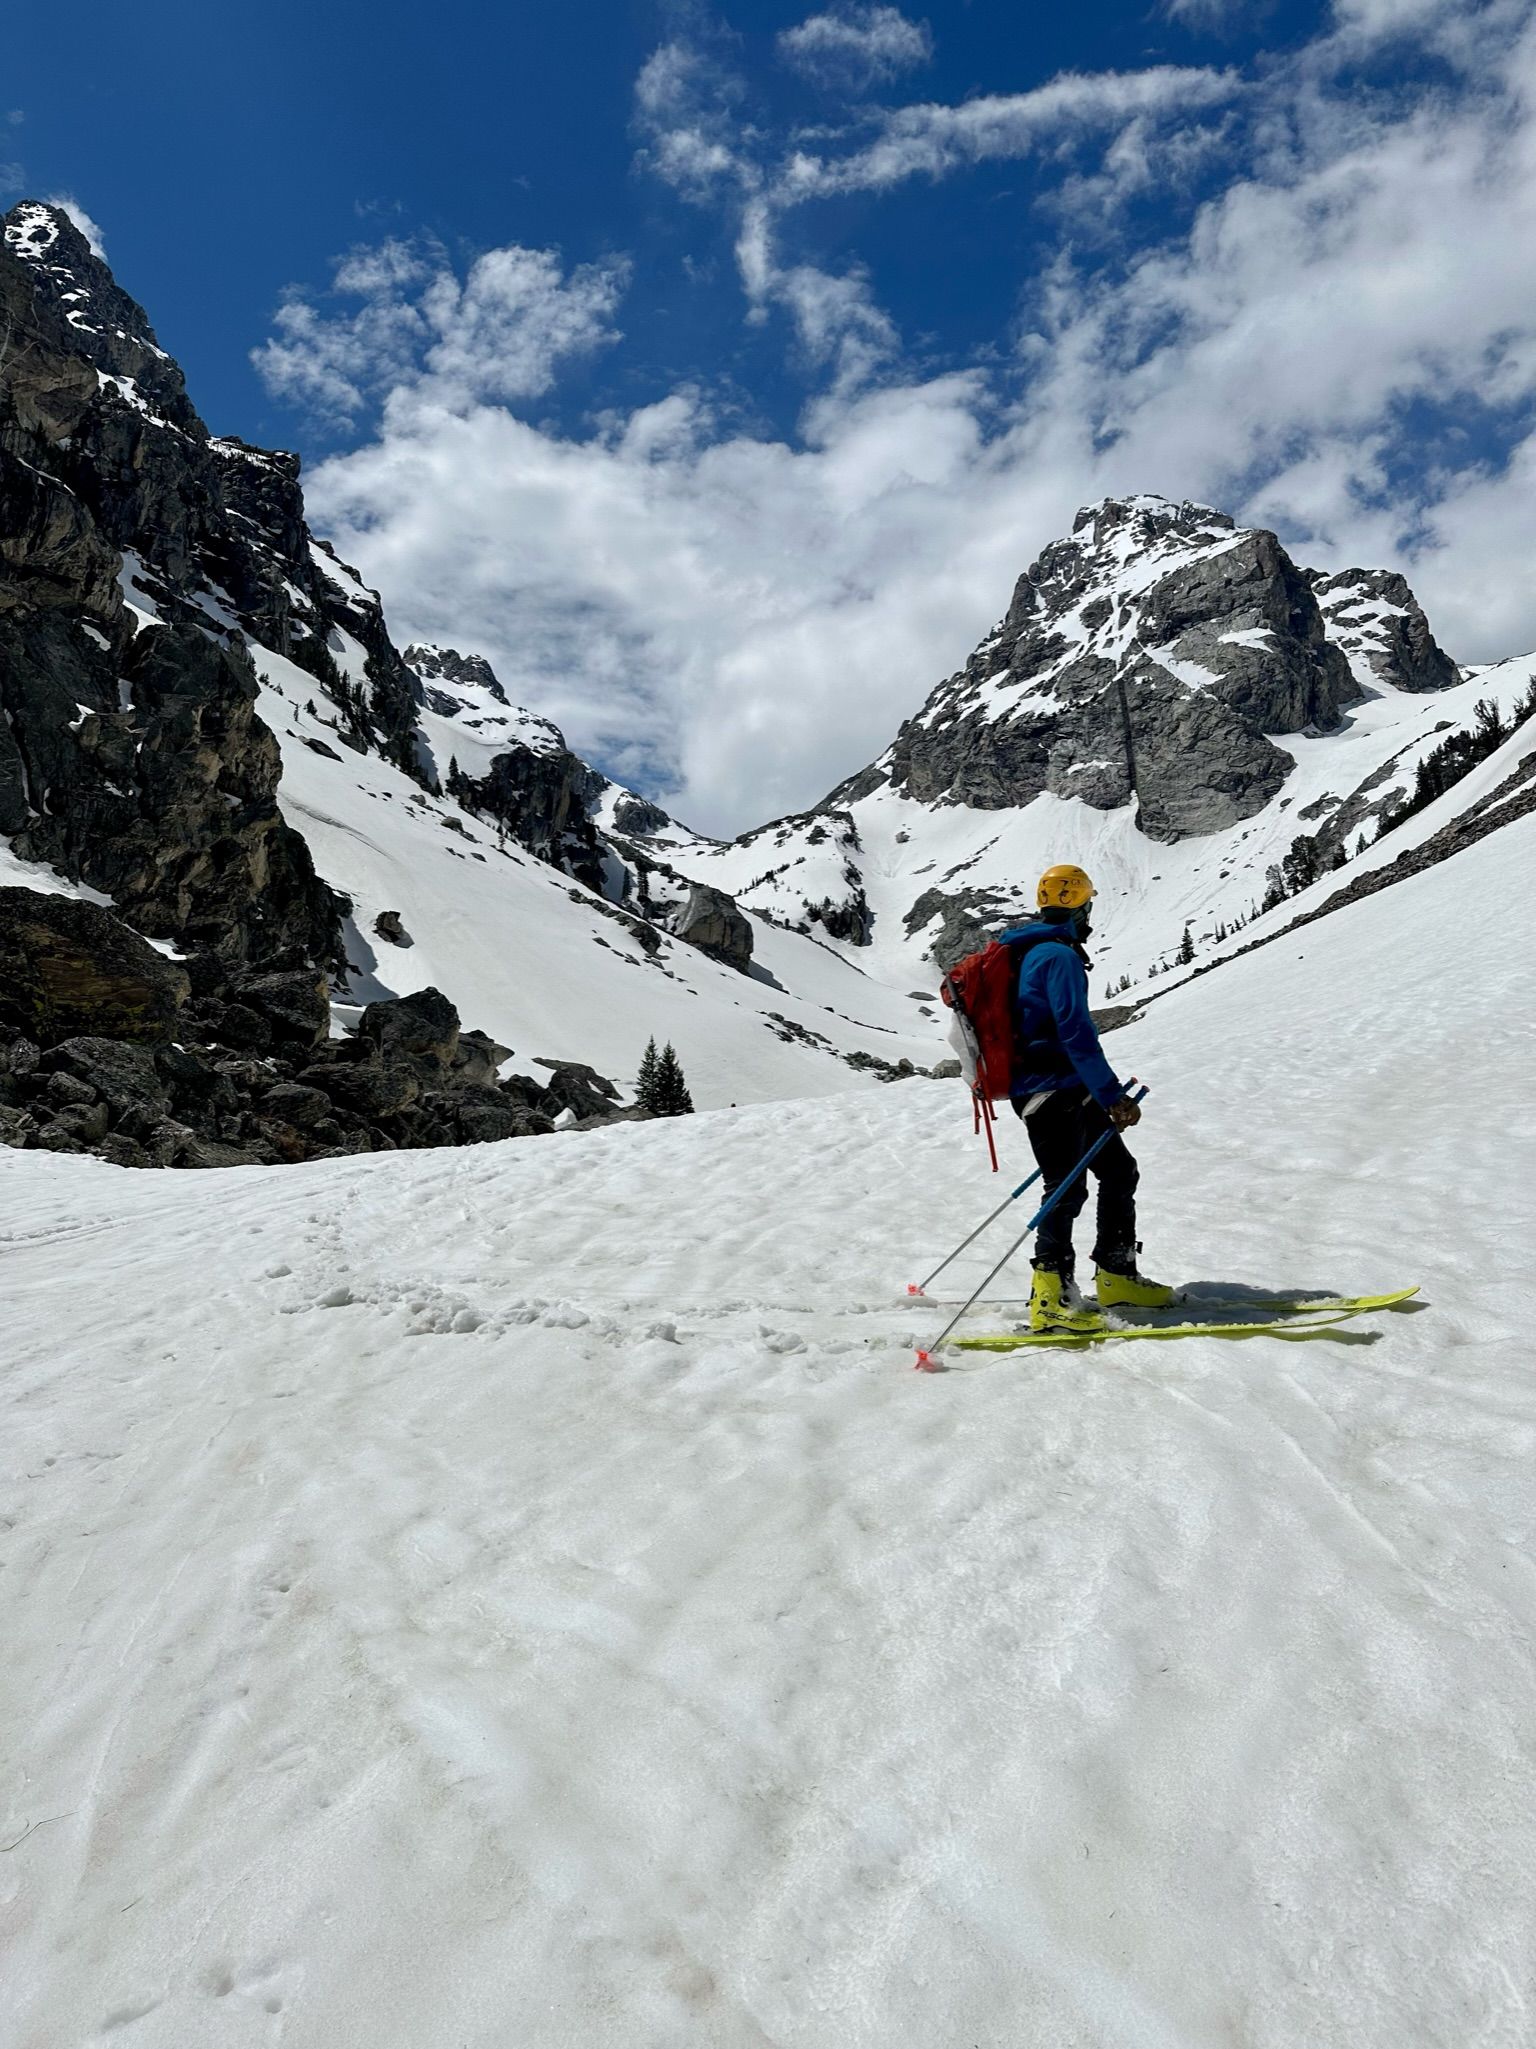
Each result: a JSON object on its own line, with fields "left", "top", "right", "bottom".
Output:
{"left": 403, "top": 642, "right": 567, "bottom": 777}
{"left": 4, "top": 201, "right": 61, "bottom": 259}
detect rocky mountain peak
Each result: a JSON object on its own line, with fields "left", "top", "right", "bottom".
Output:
{"left": 835, "top": 498, "right": 1375, "bottom": 840}
{"left": 3, "top": 200, "right": 198, "bottom": 434}
{"left": 1070, "top": 492, "right": 1235, "bottom": 545}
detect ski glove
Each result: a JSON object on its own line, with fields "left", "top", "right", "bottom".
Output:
{"left": 1108, "top": 1096, "right": 1142, "bottom": 1129}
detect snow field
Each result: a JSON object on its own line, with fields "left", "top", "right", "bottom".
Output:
{"left": 3, "top": 814, "right": 1535, "bottom": 2046}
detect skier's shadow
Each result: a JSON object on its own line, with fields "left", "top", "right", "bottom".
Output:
{"left": 1178, "top": 1281, "right": 1428, "bottom": 1317}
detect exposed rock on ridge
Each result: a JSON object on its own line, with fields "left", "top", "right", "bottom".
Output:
{"left": 1308, "top": 567, "right": 1460, "bottom": 696}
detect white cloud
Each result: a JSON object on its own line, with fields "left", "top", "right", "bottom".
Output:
{"left": 778, "top": 65, "right": 1239, "bottom": 198}
{"left": 0, "top": 162, "right": 23, "bottom": 200}
{"left": 292, "top": 3, "right": 1536, "bottom": 835}
{"left": 44, "top": 195, "right": 107, "bottom": 257}
{"left": 777, "top": 7, "right": 934, "bottom": 89}
{"left": 634, "top": 40, "right": 752, "bottom": 200}
{"left": 253, "top": 239, "right": 625, "bottom": 428}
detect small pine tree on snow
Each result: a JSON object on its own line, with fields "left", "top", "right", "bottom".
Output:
{"left": 653, "top": 1042, "right": 694, "bottom": 1117}
{"left": 1177, "top": 923, "right": 1195, "bottom": 965}
{"left": 635, "top": 1036, "right": 662, "bottom": 1113}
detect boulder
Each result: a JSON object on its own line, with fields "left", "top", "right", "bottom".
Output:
{"left": 234, "top": 968, "right": 331, "bottom": 1049}
{"left": 259, "top": 1081, "right": 332, "bottom": 1130}
{"left": 155, "top": 1044, "right": 228, "bottom": 1105}
{"left": 358, "top": 987, "right": 460, "bottom": 1070}
{"left": 210, "top": 1002, "right": 272, "bottom": 1052}
{"left": 45, "top": 1069, "right": 98, "bottom": 1110}
{"left": 299, "top": 1059, "right": 419, "bottom": 1119}
{"left": 373, "top": 909, "right": 411, "bottom": 947}
{"left": 0, "top": 1104, "right": 37, "bottom": 1147}
{"left": 1, "top": 1036, "right": 40, "bottom": 1076}
{"left": 46, "top": 1100, "right": 109, "bottom": 1145}
{"left": 531, "top": 1060, "right": 624, "bottom": 1122}
{"left": 452, "top": 1028, "right": 512, "bottom": 1088}
{"left": 48, "top": 1036, "right": 168, "bottom": 1120}
{"left": 0, "top": 888, "right": 190, "bottom": 1045}
{"left": 457, "top": 1099, "right": 554, "bottom": 1144}
{"left": 673, "top": 883, "right": 753, "bottom": 973}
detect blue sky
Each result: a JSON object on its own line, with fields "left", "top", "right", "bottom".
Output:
{"left": 5, "top": 0, "right": 1327, "bottom": 447}
{"left": 7, "top": 0, "right": 1536, "bottom": 831}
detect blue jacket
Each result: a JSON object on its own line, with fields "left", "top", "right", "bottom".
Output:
{"left": 1002, "top": 917, "right": 1126, "bottom": 1111}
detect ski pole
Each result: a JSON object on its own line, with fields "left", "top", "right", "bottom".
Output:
{"left": 914, "top": 1081, "right": 1149, "bottom": 1371}
{"left": 906, "top": 1164, "right": 1044, "bottom": 1297}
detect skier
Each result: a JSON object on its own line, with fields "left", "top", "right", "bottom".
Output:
{"left": 1004, "top": 864, "right": 1171, "bottom": 1333}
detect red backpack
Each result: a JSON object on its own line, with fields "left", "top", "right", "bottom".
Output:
{"left": 940, "top": 938, "right": 1023, "bottom": 1171}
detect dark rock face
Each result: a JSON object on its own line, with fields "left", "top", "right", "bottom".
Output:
{"left": 0, "top": 888, "right": 190, "bottom": 1043}
{"left": 530, "top": 1059, "right": 627, "bottom": 1123}
{"left": 465, "top": 742, "right": 608, "bottom": 889}
{"left": 673, "top": 883, "right": 753, "bottom": 972}
{"left": 0, "top": 202, "right": 347, "bottom": 969}
{"left": 611, "top": 792, "right": 672, "bottom": 836}
{"left": 833, "top": 497, "right": 1360, "bottom": 842}
{"left": 233, "top": 968, "right": 331, "bottom": 1050}
{"left": 1308, "top": 567, "right": 1460, "bottom": 695}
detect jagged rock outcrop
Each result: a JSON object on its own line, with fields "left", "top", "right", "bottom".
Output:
{"left": 3, "top": 204, "right": 422, "bottom": 747}
{"left": 1308, "top": 567, "right": 1460, "bottom": 695}
{"left": 611, "top": 792, "right": 672, "bottom": 836}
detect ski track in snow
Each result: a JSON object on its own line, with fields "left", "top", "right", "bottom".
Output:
{"left": 3, "top": 819, "right": 1535, "bottom": 2047}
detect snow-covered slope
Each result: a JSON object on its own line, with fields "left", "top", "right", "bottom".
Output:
{"left": 255, "top": 646, "right": 938, "bottom": 1103}
{"left": 5, "top": 801, "right": 1534, "bottom": 2048}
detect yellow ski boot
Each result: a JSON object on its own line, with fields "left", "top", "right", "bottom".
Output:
{"left": 1095, "top": 1266, "right": 1174, "bottom": 1310}
{"left": 1029, "top": 1268, "right": 1106, "bottom": 1334}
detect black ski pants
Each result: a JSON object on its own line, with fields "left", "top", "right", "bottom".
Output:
{"left": 1014, "top": 1086, "right": 1139, "bottom": 1279}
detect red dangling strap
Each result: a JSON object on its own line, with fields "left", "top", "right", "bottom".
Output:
{"left": 972, "top": 1085, "right": 1000, "bottom": 1173}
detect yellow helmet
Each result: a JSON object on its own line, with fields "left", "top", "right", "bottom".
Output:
{"left": 1036, "top": 863, "right": 1095, "bottom": 911}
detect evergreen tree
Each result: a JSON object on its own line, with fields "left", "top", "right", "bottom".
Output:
{"left": 1177, "top": 923, "right": 1195, "bottom": 965}
{"left": 654, "top": 1041, "right": 694, "bottom": 1116}
{"left": 635, "top": 1036, "right": 661, "bottom": 1113}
